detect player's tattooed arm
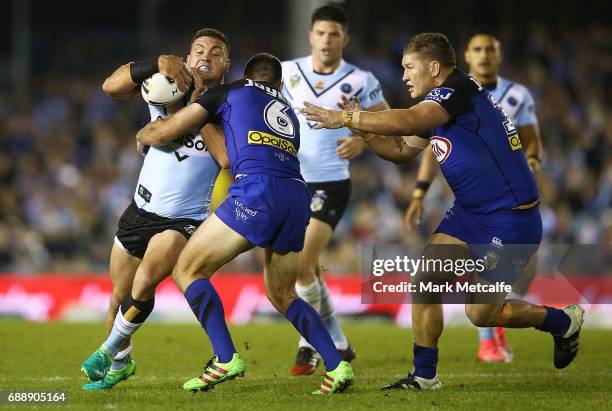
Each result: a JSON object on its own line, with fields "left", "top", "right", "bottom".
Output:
{"left": 394, "top": 136, "right": 406, "bottom": 152}
{"left": 201, "top": 124, "right": 230, "bottom": 168}
{"left": 137, "top": 104, "right": 210, "bottom": 147}
{"left": 335, "top": 95, "right": 426, "bottom": 164}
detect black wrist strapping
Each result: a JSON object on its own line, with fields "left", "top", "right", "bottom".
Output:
{"left": 130, "top": 58, "right": 159, "bottom": 84}
{"left": 415, "top": 180, "right": 431, "bottom": 192}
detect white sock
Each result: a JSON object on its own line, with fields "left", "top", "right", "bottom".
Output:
{"left": 296, "top": 280, "right": 322, "bottom": 349}
{"left": 114, "top": 343, "right": 133, "bottom": 361}
{"left": 103, "top": 312, "right": 141, "bottom": 356}
{"left": 320, "top": 281, "right": 348, "bottom": 350}
{"left": 295, "top": 280, "right": 322, "bottom": 312}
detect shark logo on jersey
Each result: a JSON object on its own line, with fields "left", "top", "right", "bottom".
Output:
{"left": 425, "top": 87, "right": 454, "bottom": 103}
{"left": 430, "top": 137, "right": 452, "bottom": 164}
{"left": 289, "top": 74, "right": 301, "bottom": 89}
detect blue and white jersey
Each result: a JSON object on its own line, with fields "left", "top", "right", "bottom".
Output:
{"left": 487, "top": 76, "right": 537, "bottom": 127}
{"left": 133, "top": 99, "right": 220, "bottom": 220}
{"left": 281, "top": 56, "right": 385, "bottom": 183}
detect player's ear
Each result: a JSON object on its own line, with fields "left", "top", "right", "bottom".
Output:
{"left": 224, "top": 58, "right": 231, "bottom": 74}
{"left": 308, "top": 30, "right": 315, "bottom": 47}
{"left": 278, "top": 80, "right": 284, "bottom": 92}
{"left": 431, "top": 60, "right": 441, "bottom": 77}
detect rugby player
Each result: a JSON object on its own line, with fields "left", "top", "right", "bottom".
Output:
{"left": 282, "top": 4, "right": 389, "bottom": 375}
{"left": 79, "top": 28, "right": 230, "bottom": 390}
{"left": 405, "top": 31, "right": 543, "bottom": 363}
{"left": 106, "top": 53, "right": 353, "bottom": 394}
{"left": 304, "top": 32, "right": 584, "bottom": 390}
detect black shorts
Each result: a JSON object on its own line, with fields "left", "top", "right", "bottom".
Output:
{"left": 114, "top": 200, "right": 202, "bottom": 259}
{"left": 306, "top": 179, "right": 351, "bottom": 230}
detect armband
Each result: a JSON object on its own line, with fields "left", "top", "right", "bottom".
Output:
{"left": 130, "top": 58, "right": 159, "bottom": 84}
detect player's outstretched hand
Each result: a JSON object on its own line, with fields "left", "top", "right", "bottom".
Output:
{"left": 336, "top": 137, "right": 365, "bottom": 160}
{"left": 158, "top": 55, "right": 192, "bottom": 92}
{"left": 303, "top": 102, "right": 344, "bottom": 129}
{"left": 404, "top": 198, "right": 424, "bottom": 230}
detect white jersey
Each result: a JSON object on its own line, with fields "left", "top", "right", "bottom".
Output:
{"left": 281, "top": 56, "right": 385, "bottom": 183}
{"left": 488, "top": 76, "right": 538, "bottom": 127}
{"left": 133, "top": 99, "right": 220, "bottom": 220}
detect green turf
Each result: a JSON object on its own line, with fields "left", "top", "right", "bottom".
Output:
{"left": 1, "top": 320, "right": 611, "bottom": 410}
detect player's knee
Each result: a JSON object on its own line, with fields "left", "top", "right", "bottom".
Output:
{"left": 266, "top": 286, "right": 297, "bottom": 313}
{"left": 465, "top": 305, "right": 497, "bottom": 327}
{"left": 132, "top": 266, "right": 160, "bottom": 296}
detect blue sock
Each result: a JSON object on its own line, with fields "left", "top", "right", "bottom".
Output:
{"left": 478, "top": 327, "right": 494, "bottom": 340}
{"left": 536, "top": 306, "right": 571, "bottom": 337}
{"left": 413, "top": 344, "right": 438, "bottom": 379}
{"left": 184, "top": 279, "right": 236, "bottom": 363}
{"left": 285, "top": 299, "right": 342, "bottom": 370}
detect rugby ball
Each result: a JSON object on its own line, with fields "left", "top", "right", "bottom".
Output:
{"left": 141, "top": 73, "right": 185, "bottom": 106}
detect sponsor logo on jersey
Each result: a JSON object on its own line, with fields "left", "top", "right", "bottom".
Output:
{"left": 138, "top": 184, "right": 152, "bottom": 203}
{"left": 369, "top": 84, "right": 382, "bottom": 101}
{"left": 508, "top": 134, "right": 523, "bottom": 151}
{"left": 425, "top": 87, "right": 454, "bottom": 103}
{"left": 430, "top": 136, "right": 452, "bottom": 164}
{"left": 289, "top": 74, "right": 301, "bottom": 88}
{"left": 248, "top": 130, "right": 297, "bottom": 156}
{"left": 314, "top": 80, "right": 325, "bottom": 90}
{"left": 341, "top": 83, "right": 352, "bottom": 93}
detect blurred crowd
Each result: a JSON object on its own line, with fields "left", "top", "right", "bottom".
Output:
{"left": 0, "top": 8, "right": 610, "bottom": 273}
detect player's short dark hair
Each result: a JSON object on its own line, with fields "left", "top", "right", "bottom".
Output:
{"left": 467, "top": 30, "right": 500, "bottom": 43}
{"left": 244, "top": 53, "right": 283, "bottom": 84}
{"left": 191, "top": 28, "right": 230, "bottom": 55}
{"left": 404, "top": 32, "right": 456, "bottom": 68}
{"left": 311, "top": 4, "right": 349, "bottom": 30}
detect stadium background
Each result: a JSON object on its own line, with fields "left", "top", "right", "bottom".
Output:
{"left": 0, "top": 0, "right": 610, "bottom": 324}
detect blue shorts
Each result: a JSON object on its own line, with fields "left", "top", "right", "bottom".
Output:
{"left": 215, "top": 174, "right": 311, "bottom": 253}
{"left": 435, "top": 202, "right": 542, "bottom": 284}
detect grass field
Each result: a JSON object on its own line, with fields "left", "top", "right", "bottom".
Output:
{"left": 1, "top": 320, "right": 611, "bottom": 410}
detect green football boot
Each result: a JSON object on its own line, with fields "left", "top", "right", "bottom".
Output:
{"left": 312, "top": 360, "right": 354, "bottom": 394}
{"left": 183, "top": 353, "right": 246, "bottom": 392}
{"left": 80, "top": 346, "right": 113, "bottom": 381}
{"left": 81, "top": 360, "right": 136, "bottom": 391}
